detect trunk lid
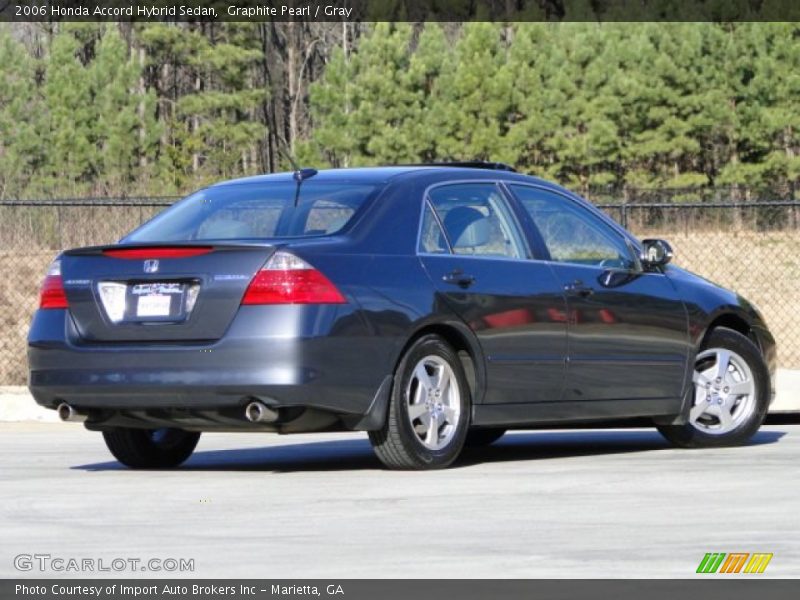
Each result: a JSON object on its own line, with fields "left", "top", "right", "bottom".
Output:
{"left": 60, "top": 243, "right": 275, "bottom": 342}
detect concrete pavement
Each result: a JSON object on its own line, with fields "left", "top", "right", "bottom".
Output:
{"left": 1, "top": 423, "right": 798, "bottom": 578}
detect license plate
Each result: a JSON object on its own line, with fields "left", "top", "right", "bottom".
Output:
{"left": 136, "top": 294, "right": 172, "bottom": 317}
{"left": 131, "top": 282, "right": 184, "bottom": 319}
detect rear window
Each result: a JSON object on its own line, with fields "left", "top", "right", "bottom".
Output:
{"left": 124, "top": 181, "right": 380, "bottom": 242}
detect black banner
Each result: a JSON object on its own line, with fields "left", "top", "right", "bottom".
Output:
{"left": 2, "top": 0, "right": 800, "bottom": 22}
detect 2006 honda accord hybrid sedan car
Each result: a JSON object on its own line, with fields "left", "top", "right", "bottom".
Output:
{"left": 28, "top": 163, "right": 776, "bottom": 470}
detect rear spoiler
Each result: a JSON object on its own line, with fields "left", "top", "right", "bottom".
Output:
{"left": 64, "top": 241, "right": 275, "bottom": 256}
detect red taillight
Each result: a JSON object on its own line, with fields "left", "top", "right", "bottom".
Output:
{"left": 241, "top": 252, "right": 346, "bottom": 305}
{"left": 39, "top": 260, "right": 69, "bottom": 309}
{"left": 103, "top": 246, "right": 213, "bottom": 259}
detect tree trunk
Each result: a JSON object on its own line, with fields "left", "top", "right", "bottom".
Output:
{"left": 192, "top": 72, "right": 200, "bottom": 173}
{"left": 137, "top": 45, "right": 148, "bottom": 169}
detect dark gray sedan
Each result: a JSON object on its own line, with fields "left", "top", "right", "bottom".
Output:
{"left": 28, "top": 164, "right": 776, "bottom": 469}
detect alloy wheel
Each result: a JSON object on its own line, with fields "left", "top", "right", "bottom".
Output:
{"left": 690, "top": 347, "right": 757, "bottom": 435}
{"left": 405, "top": 355, "right": 462, "bottom": 450}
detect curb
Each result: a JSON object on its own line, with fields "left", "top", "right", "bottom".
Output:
{"left": 0, "top": 387, "right": 58, "bottom": 422}
{"left": 771, "top": 368, "right": 800, "bottom": 413}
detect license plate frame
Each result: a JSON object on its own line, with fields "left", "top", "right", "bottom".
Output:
{"left": 97, "top": 279, "right": 200, "bottom": 324}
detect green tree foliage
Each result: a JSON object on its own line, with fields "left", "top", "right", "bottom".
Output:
{"left": 308, "top": 22, "right": 800, "bottom": 197}
{"left": 1, "top": 22, "right": 799, "bottom": 198}
{"left": 92, "top": 26, "right": 156, "bottom": 194}
{"left": 302, "top": 45, "right": 355, "bottom": 166}
{"left": 175, "top": 27, "right": 265, "bottom": 185}
{"left": 0, "top": 30, "right": 44, "bottom": 199}
{"left": 434, "top": 23, "right": 513, "bottom": 162}
{"left": 43, "top": 25, "right": 97, "bottom": 194}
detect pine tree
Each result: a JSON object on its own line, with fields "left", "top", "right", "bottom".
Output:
{"left": 0, "top": 29, "right": 44, "bottom": 198}
{"left": 503, "top": 23, "right": 557, "bottom": 177}
{"left": 91, "top": 25, "right": 153, "bottom": 194}
{"left": 43, "top": 25, "right": 97, "bottom": 194}
{"left": 175, "top": 25, "right": 265, "bottom": 184}
{"left": 404, "top": 23, "right": 452, "bottom": 163}
{"left": 433, "top": 22, "right": 512, "bottom": 162}
{"left": 345, "top": 22, "right": 418, "bottom": 164}
{"left": 303, "top": 45, "right": 355, "bottom": 167}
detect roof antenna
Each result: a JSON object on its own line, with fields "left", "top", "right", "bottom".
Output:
{"left": 278, "top": 146, "right": 318, "bottom": 207}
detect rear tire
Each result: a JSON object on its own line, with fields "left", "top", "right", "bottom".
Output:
{"left": 657, "top": 328, "right": 769, "bottom": 448}
{"left": 464, "top": 428, "right": 506, "bottom": 447}
{"left": 369, "top": 335, "right": 470, "bottom": 470}
{"left": 102, "top": 428, "right": 200, "bottom": 469}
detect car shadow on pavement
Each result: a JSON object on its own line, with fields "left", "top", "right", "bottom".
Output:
{"left": 73, "top": 428, "right": 787, "bottom": 473}
{"left": 458, "top": 428, "right": 785, "bottom": 467}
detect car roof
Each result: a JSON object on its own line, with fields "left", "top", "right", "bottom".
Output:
{"left": 211, "top": 167, "right": 423, "bottom": 187}
{"left": 210, "top": 165, "right": 561, "bottom": 190}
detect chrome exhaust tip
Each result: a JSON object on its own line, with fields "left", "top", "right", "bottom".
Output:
{"left": 245, "top": 401, "right": 278, "bottom": 423}
{"left": 57, "top": 403, "right": 86, "bottom": 423}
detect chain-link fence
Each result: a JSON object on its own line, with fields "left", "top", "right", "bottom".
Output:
{"left": 0, "top": 198, "right": 174, "bottom": 386}
{"left": 603, "top": 200, "right": 800, "bottom": 373}
{"left": 1, "top": 196, "right": 798, "bottom": 385}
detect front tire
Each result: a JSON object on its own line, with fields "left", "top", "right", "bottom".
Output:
{"left": 369, "top": 335, "right": 470, "bottom": 470}
{"left": 102, "top": 428, "right": 201, "bottom": 469}
{"left": 657, "top": 328, "right": 769, "bottom": 448}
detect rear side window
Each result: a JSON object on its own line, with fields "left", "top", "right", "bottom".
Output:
{"left": 418, "top": 201, "right": 449, "bottom": 254}
{"left": 426, "top": 183, "right": 527, "bottom": 259}
{"left": 125, "top": 181, "right": 379, "bottom": 242}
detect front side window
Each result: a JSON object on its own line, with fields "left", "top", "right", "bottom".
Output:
{"left": 510, "top": 185, "right": 635, "bottom": 269}
{"left": 125, "top": 181, "right": 379, "bottom": 242}
{"left": 427, "top": 183, "right": 526, "bottom": 259}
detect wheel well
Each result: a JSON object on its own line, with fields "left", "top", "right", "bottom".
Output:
{"left": 703, "top": 313, "right": 758, "bottom": 349}
{"left": 397, "top": 324, "right": 482, "bottom": 403}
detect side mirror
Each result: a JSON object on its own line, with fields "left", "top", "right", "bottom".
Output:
{"left": 641, "top": 239, "right": 673, "bottom": 267}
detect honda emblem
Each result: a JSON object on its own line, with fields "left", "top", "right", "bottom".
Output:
{"left": 143, "top": 259, "right": 159, "bottom": 273}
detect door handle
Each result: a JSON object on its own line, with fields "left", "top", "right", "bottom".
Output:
{"left": 564, "top": 279, "right": 594, "bottom": 297}
{"left": 443, "top": 270, "right": 476, "bottom": 288}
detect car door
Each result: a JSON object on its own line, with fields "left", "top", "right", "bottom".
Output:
{"left": 507, "top": 184, "right": 689, "bottom": 403}
{"left": 418, "top": 182, "right": 567, "bottom": 404}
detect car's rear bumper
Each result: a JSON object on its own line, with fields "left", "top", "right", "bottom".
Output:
{"left": 27, "top": 307, "right": 394, "bottom": 428}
